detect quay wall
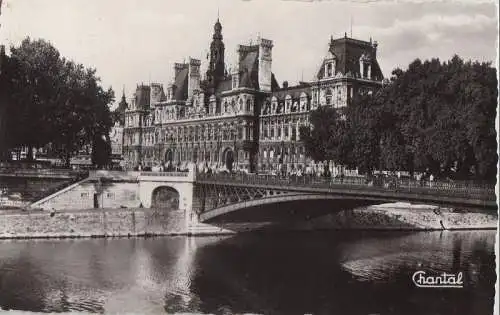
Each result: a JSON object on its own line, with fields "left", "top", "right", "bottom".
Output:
{"left": 0, "top": 208, "right": 188, "bottom": 239}
{"left": 282, "top": 203, "right": 498, "bottom": 231}
{"left": 0, "top": 204, "right": 496, "bottom": 239}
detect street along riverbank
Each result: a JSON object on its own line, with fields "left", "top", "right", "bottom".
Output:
{"left": 0, "top": 202, "right": 496, "bottom": 239}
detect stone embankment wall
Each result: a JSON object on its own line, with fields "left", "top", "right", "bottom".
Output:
{"left": 0, "top": 208, "right": 187, "bottom": 239}
{"left": 31, "top": 179, "right": 141, "bottom": 211}
{"left": 0, "top": 202, "right": 496, "bottom": 239}
{"left": 287, "top": 203, "right": 498, "bottom": 231}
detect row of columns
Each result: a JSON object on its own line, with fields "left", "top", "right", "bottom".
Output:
{"left": 155, "top": 121, "right": 255, "bottom": 144}
{"left": 260, "top": 119, "right": 305, "bottom": 141}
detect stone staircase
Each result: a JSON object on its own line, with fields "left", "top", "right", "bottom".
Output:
{"left": 0, "top": 171, "right": 88, "bottom": 209}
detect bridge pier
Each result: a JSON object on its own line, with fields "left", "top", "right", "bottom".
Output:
{"left": 138, "top": 165, "right": 235, "bottom": 235}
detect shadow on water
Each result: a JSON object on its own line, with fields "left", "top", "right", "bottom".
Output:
{"left": 0, "top": 230, "right": 496, "bottom": 315}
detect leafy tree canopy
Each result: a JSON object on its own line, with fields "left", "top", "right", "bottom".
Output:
{"left": 1, "top": 37, "right": 114, "bottom": 166}
{"left": 301, "top": 55, "right": 497, "bottom": 181}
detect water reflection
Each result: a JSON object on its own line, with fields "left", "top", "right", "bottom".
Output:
{"left": 0, "top": 230, "right": 495, "bottom": 315}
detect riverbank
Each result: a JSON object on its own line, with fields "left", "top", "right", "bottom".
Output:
{"left": 0, "top": 208, "right": 189, "bottom": 239}
{"left": 291, "top": 202, "right": 498, "bottom": 231}
{"left": 0, "top": 203, "right": 497, "bottom": 239}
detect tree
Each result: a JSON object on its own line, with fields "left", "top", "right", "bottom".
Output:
{"left": 299, "top": 106, "right": 351, "bottom": 168}
{"left": 3, "top": 37, "right": 115, "bottom": 166}
{"left": 92, "top": 134, "right": 112, "bottom": 168}
{"left": 300, "top": 55, "right": 497, "bottom": 181}
{"left": 374, "top": 56, "right": 497, "bottom": 180}
{"left": 5, "top": 38, "right": 64, "bottom": 159}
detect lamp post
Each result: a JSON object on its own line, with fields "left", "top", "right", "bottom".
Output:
{"left": 280, "top": 140, "right": 285, "bottom": 177}
{"left": 216, "top": 130, "right": 221, "bottom": 170}
{"left": 231, "top": 127, "right": 237, "bottom": 171}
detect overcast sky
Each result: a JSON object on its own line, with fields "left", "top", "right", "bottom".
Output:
{"left": 0, "top": 0, "right": 497, "bottom": 107}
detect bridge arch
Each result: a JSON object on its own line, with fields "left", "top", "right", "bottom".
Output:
{"left": 199, "top": 193, "right": 391, "bottom": 223}
{"left": 151, "top": 185, "right": 180, "bottom": 209}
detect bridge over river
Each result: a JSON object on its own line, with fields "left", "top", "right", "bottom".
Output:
{"left": 24, "top": 168, "right": 497, "bottom": 235}
{"left": 137, "top": 169, "right": 497, "bottom": 226}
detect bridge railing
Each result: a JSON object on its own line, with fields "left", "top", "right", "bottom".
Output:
{"left": 140, "top": 171, "right": 189, "bottom": 177}
{"left": 197, "top": 173, "right": 496, "bottom": 201}
{"left": 0, "top": 167, "right": 89, "bottom": 177}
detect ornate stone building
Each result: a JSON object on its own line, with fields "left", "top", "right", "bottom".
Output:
{"left": 123, "top": 19, "right": 383, "bottom": 173}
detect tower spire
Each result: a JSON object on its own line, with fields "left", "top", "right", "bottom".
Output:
{"left": 206, "top": 15, "right": 226, "bottom": 85}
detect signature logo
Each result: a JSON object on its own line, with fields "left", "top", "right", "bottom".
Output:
{"left": 412, "top": 271, "right": 464, "bottom": 288}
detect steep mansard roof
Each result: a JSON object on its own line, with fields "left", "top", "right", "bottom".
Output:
{"left": 238, "top": 45, "right": 260, "bottom": 89}
{"left": 316, "top": 36, "right": 384, "bottom": 81}
{"left": 173, "top": 67, "right": 189, "bottom": 101}
{"left": 271, "top": 83, "right": 311, "bottom": 100}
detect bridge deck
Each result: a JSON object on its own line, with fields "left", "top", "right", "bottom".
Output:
{"left": 196, "top": 174, "right": 497, "bottom": 210}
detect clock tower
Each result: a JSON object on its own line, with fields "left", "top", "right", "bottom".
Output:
{"left": 206, "top": 18, "right": 225, "bottom": 85}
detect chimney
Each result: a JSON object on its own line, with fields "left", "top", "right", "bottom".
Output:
{"left": 174, "top": 63, "right": 186, "bottom": 78}
{"left": 150, "top": 83, "right": 164, "bottom": 104}
{"left": 188, "top": 58, "right": 201, "bottom": 99}
{"left": 257, "top": 38, "right": 273, "bottom": 92}
{"left": 232, "top": 46, "right": 242, "bottom": 90}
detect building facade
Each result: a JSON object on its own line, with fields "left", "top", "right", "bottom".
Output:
{"left": 123, "top": 19, "right": 384, "bottom": 173}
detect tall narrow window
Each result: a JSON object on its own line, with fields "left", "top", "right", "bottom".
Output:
{"left": 325, "top": 89, "right": 332, "bottom": 105}
{"left": 246, "top": 99, "right": 251, "bottom": 112}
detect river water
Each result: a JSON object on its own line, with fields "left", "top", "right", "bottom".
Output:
{"left": 0, "top": 230, "right": 496, "bottom": 315}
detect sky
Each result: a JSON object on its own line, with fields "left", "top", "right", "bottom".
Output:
{"left": 0, "top": 0, "right": 497, "bottom": 108}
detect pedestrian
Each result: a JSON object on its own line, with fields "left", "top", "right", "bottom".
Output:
{"left": 429, "top": 174, "right": 434, "bottom": 187}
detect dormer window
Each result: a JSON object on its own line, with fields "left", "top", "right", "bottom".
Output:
{"left": 359, "top": 54, "right": 372, "bottom": 79}
{"left": 363, "top": 62, "right": 370, "bottom": 78}
{"left": 322, "top": 52, "right": 337, "bottom": 79}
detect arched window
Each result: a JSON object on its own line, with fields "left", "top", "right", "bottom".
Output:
{"left": 271, "top": 97, "right": 278, "bottom": 114}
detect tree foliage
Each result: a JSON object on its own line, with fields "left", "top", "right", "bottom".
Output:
{"left": 2, "top": 37, "right": 114, "bottom": 166}
{"left": 301, "top": 55, "right": 497, "bottom": 181}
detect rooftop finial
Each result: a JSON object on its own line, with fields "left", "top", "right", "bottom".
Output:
{"left": 217, "top": 7, "right": 219, "bottom": 22}
{"left": 350, "top": 16, "right": 353, "bottom": 38}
